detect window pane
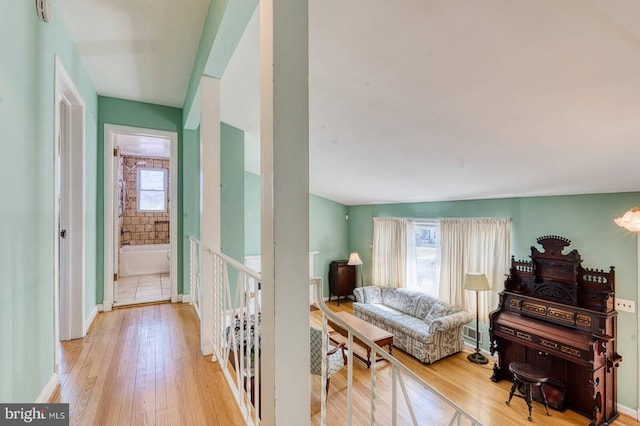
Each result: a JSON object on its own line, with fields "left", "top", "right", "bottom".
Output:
{"left": 140, "top": 169, "right": 165, "bottom": 190}
{"left": 413, "top": 223, "right": 439, "bottom": 297}
{"left": 139, "top": 191, "right": 165, "bottom": 211}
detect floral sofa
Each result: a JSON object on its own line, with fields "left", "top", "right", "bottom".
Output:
{"left": 353, "top": 286, "right": 474, "bottom": 364}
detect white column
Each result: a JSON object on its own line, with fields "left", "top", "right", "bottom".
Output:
{"left": 199, "top": 76, "right": 220, "bottom": 356}
{"left": 260, "top": 0, "right": 310, "bottom": 424}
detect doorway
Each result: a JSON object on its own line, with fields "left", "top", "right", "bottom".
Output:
{"left": 54, "top": 57, "right": 86, "bottom": 351}
{"left": 115, "top": 151, "right": 172, "bottom": 306}
{"left": 103, "top": 125, "right": 178, "bottom": 310}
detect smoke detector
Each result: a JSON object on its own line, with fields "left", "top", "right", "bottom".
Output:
{"left": 35, "top": 0, "right": 52, "bottom": 23}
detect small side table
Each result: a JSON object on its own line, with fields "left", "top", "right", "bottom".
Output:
{"left": 505, "top": 362, "right": 551, "bottom": 422}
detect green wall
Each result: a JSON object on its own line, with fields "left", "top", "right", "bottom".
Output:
{"left": 244, "top": 171, "right": 349, "bottom": 295}
{"left": 0, "top": 1, "right": 98, "bottom": 401}
{"left": 244, "top": 172, "right": 261, "bottom": 256}
{"left": 182, "top": 128, "right": 200, "bottom": 294}
{"left": 221, "top": 123, "right": 245, "bottom": 263}
{"left": 347, "top": 192, "right": 640, "bottom": 408}
{"left": 182, "top": 123, "right": 245, "bottom": 294}
{"left": 97, "top": 96, "right": 184, "bottom": 299}
{"left": 310, "top": 195, "right": 350, "bottom": 296}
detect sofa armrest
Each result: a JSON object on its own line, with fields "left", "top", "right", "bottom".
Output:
{"left": 353, "top": 286, "right": 382, "bottom": 303}
{"left": 430, "top": 311, "right": 475, "bottom": 332}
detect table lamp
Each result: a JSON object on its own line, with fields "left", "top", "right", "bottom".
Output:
{"left": 347, "top": 252, "right": 364, "bottom": 287}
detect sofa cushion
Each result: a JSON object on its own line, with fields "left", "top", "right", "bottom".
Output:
{"left": 353, "top": 303, "right": 431, "bottom": 342}
{"left": 430, "top": 310, "right": 475, "bottom": 332}
{"left": 425, "top": 301, "right": 458, "bottom": 324}
{"left": 353, "top": 286, "right": 383, "bottom": 304}
{"left": 381, "top": 288, "right": 437, "bottom": 319}
{"left": 353, "top": 302, "right": 405, "bottom": 325}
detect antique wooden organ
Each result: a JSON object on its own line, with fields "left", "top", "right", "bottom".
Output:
{"left": 489, "top": 236, "right": 621, "bottom": 425}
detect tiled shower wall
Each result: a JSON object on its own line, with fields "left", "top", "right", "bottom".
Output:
{"left": 120, "top": 156, "right": 170, "bottom": 247}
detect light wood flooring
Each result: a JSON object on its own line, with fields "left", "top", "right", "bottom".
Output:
{"left": 53, "top": 300, "right": 639, "bottom": 425}
{"left": 52, "top": 302, "right": 244, "bottom": 426}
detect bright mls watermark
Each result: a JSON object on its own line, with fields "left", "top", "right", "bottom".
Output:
{"left": 0, "top": 404, "right": 68, "bottom": 425}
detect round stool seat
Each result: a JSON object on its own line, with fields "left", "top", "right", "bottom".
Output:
{"left": 509, "top": 362, "right": 549, "bottom": 384}
{"left": 505, "top": 362, "right": 551, "bottom": 422}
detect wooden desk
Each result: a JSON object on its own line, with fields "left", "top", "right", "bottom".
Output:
{"left": 328, "top": 311, "right": 394, "bottom": 368}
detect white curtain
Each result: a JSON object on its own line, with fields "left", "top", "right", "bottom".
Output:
{"left": 372, "top": 217, "right": 410, "bottom": 288}
{"left": 438, "top": 218, "right": 510, "bottom": 322}
{"left": 405, "top": 219, "right": 417, "bottom": 289}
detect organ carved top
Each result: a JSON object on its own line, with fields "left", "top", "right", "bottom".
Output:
{"left": 504, "top": 235, "right": 614, "bottom": 312}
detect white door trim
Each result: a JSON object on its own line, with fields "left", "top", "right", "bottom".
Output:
{"left": 103, "top": 124, "right": 179, "bottom": 311}
{"left": 54, "top": 56, "right": 86, "bottom": 346}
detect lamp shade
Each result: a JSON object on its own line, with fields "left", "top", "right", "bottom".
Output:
{"left": 614, "top": 206, "right": 640, "bottom": 232}
{"left": 463, "top": 272, "right": 490, "bottom": 291}
{"left": 347, "top": 252, "right": 363, "bottom": 266}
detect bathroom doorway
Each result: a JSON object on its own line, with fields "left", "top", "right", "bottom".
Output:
{"left": 103, "top": 125, "right": 178, "bottom": 310}
{"left": 115, "top": 152, "right": 171, "bottom": 306}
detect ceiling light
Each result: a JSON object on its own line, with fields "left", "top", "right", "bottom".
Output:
{"left": 614, "top": 206, "right": 640, "bottom": 232}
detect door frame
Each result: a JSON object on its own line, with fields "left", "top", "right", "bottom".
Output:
{"left": 103, "top": 124, "right": 178, "bottom": 310}
{"left": 53, "top": 56, "right": 86, "bottom": 348}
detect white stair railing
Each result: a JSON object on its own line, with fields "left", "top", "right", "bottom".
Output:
{"left": 209, "top": 250, "right": 262, "bottom": 426}
{"left": 195, "top": 248, "right": 482, "bottom": 426}
{"left": 312, "top": 278, "right": 483, "bottom": 426}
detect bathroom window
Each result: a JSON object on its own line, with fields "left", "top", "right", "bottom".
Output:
{"left": 137, "top": 168, "right": 167, "bottom": 212}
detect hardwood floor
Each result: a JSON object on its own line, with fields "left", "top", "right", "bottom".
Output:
{"left": 316, "top": 300, "right": 639, "bottom": 426}
{"left": 53, "top": 303, "right": 244, "bottom": 426}
{"left": 54, "top": 300, "right": 638, "bottom": 425}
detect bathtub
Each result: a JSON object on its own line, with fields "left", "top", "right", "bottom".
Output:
{"left": 119, "top": 243, "right": 170, "bottom": 277}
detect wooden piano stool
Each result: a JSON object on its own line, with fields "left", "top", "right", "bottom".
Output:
{"left": 506, "top": 362, "right": 551, "bottom": 422}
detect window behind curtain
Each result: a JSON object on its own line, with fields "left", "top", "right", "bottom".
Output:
{"left": 409, "top": 220, "right": 440, "bottom": 296}
{"left": 137, "top": 168, "right": 167, "bottom": 212}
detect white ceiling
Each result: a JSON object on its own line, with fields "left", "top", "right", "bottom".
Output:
{"left": 58, "top": 0, "right": 640, "bottom": 206}
{"left": 57, "top": 0, "right": 209, "bottom": 107}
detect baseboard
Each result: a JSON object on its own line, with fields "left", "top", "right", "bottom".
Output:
{"left": 84, "top": 305, "right": 100, "bottom": 335}
{"left": 202, "top": 339, "right": 213, "bottom": 357}
{"left": 36, "top": 373, "right": 59, "bottom": 403}
{"left": 617, "top": 402, "right": 637, "bottom": 419}
{"left": 181, "top": 294, "right": 191, "bottom": 303}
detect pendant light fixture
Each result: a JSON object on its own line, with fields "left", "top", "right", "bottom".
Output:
{"left": 614, "top": 206, "right": 640, "bottom": 232}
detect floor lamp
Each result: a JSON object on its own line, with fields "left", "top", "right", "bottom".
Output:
{"left": 464, "top": 272, "right": 490, "bottom": 364}
{"left": 347, "top": 252, "right": 364, "bottom": 287}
